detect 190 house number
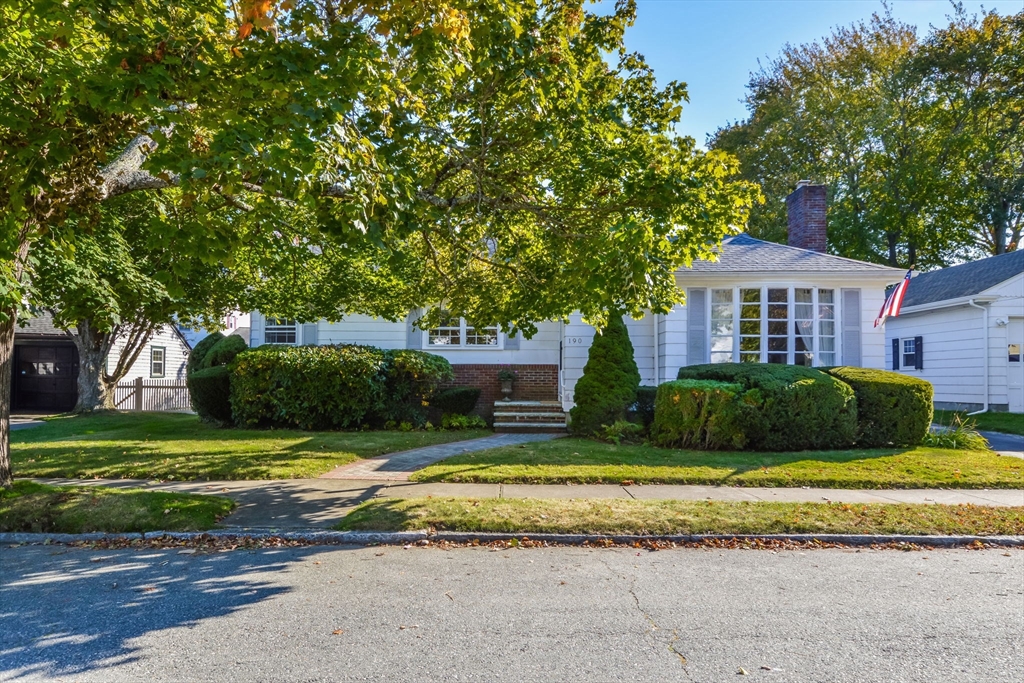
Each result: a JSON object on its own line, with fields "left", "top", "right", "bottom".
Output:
{"left": 566, "top": 336, "right": 587, "bottom": 345}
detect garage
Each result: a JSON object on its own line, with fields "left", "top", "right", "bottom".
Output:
{"left": 11, "top": 343, "right": 79, "bottom": 412}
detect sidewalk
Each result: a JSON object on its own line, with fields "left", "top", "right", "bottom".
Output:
{"left": 32, "top": 477, "right": 1024, "bottom": 530}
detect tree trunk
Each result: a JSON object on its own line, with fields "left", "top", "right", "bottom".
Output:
{"left": 886, "top": 231, "right": 899, "bottom": 266}
{"left": 70, "top": 319, "right": 117, "bottom": 412}
{"left": 0, "top": 310, "right": 15, "bottom": 488}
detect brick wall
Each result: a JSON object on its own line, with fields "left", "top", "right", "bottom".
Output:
{"left": 786, "top": 182, "right": 827, "bottom": 253}
{"left": 445, "top": 364, "right": 559, "bottom": 417}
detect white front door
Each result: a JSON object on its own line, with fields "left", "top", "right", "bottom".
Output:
{"left": 1008, "top": 318, "right": 1024, "bottom": 413}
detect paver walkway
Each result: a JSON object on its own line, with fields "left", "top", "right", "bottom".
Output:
{"left": 31, "top": 477, "right": 1024, "bottom": 529}
{"left": 318, "top": 432, "right": 562, "bottom": 481}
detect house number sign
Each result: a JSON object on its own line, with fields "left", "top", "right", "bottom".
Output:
{"left": 565, "top": 336, "right": 588, "bottom": 345}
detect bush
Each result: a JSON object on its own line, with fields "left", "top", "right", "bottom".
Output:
{"left": 441, "top": 413, "right": 488, "bottom": 430}
{"left": 187, "top": 332, "right": 224, "bottom": 376}
{"left": 650, "top": 380, "right": 755, "bottom": 450}
{"left": 230, "top": 344, "right": 389, "bottom": 430}
{"left": 200, "top": 334, "right": 248, "bottom": 369}
{"left": 375, "top": 350, "right": 454, "bottom": 426}
{"left": 187, "top": 365, "right": 233, "bottom": 424}
{"left": 675, "top": 363, "right": 857, "bottom": 451}
{"left": 923, "top": 414, "right": 989, "bottom": 450}
{"left": 431, "top": 387, "right": 482, "bottom": 416}
{"left": 630, "top": 386, "right": 658, "bottom": 429}
{"left": 826, "top": 367, "right": 933, "bottom": 447}
{"left": 598, "top": 419, "right": 644, "bottom": 445}
{"left": 569, "top": 313, "right": 641, "bottom": 437}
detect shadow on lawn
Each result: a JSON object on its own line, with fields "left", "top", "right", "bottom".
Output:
{"left": 0, "top": 543, "right": 349, "bottom": 680}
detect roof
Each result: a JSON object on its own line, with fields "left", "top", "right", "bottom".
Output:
{"left": 15, "top": 311, "right": 67, "bottom": 338}
{"left": 901, "top": 249, "right": 1024, "bottom": 308}
{"left": 684, "top": 234, "right": 904, "bottom": 275}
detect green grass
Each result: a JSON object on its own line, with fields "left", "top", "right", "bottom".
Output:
{"left": 336, "top": 497, "right": 1024, "bottom": 536}
{"left": 934, "top": 410, "right": 1024, "bottom": 436}
{"left": 11, "top": 412, "right": 491, "bottom": 480}
{"left": 0, "top": 481, "right": 234, "bottom": 533}
{"left": 411, "top": 438, "right": 1023, "bottom": 489}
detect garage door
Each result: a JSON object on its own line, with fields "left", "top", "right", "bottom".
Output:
{"left": 12, "top": 344, "right": 79, "bottom": 412}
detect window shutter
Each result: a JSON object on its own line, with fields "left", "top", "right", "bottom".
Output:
{"left": 504, "top": 329, "right": 520, "bottom": 351}
{"left": 687, "top": 288, "right": 707, "bottom": 365}
{"left": 914, "top": 336, "right": 923, "bottom": 370}
{"left": 251, "top": 314, "right": 264, "bottom": 346}
{"left": 406, "top": 309, "right": 423, "bottom": 349}
{"left": 841, "top": 288, "right": 861, "bottom": 367}
{"left": 892, "top": 338, "right": 900, "bottom": 371}
{"left": 301, "top": 323, "right": 317, "bottom": 346}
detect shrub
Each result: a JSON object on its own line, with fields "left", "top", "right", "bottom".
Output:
{"left": 431, "top": 387, "right": 482, "bottom": 416}
{"left": 923, "top": 414, "right": 989, "bottom": 450}
{"left": 186, "top": 332, "right": 224, "bottom": 376}
{"left": 375, "top": 350, "right": 455, "bottom": 426}
{"left": 650, "top": 380, "right": 755, "bottom": 449}
{"left": 569, "top": 313, "right": 641, "bottom": 437}
{"left": 441, "top": 413, "right": 488, "bottom": 430}
{"left": 599, "top": 419, "right": 644, "bottom": 445}
{"left": 630, "top": 386, "right": 658, "bottom": 429}
{"left": 826, "top": 366, "right": 933, "bottom": 447}
{"left": 187, "top": 366, "right": 233, "bottom": 424}
{"left": 675, "top": 363, "right": 857, "bottom": 451}
{"left": 230, "top": 344, "right": 389, "bottom": 430}
{"left": 200, "top": 334, "right": 248, "bottom": 369}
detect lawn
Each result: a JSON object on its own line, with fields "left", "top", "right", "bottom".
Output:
{"left": 336, "top": 497, "right": 1024, "bottom": 536}
{"left": 0, "top": 480, "right": 235, "bottom": 533}
{"left": 411, "top": 438, "right": 1023, "bottom": 489}
{"left": 934, "top": 410, "right": 1024, "bottom": 436}
{"left": 10, "top": 412, "right": 491, "bottom": 480}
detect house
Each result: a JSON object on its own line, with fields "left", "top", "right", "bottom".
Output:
{"left": 11, "top": 311, "right": 192, "bottom": 413}
{"left": 248, "top": 183, "right": 906, "bottom": 427}
{"left": 884, "top": 249, "right": 1024, "bottom": 414}
{"left": 178, "top": 311, "right": 251, "bottom": 348}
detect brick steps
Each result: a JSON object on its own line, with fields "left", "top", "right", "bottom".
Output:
{"left": 492, "top": 401, "right": 567, "bottom": 434}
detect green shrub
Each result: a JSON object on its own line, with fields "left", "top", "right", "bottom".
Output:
{"left": 200, "top": 334, "right": 248, "bottom": 369}
{"left": 375, "top": 350, "right": 454, "bottom": 426}
{"left": 826, "top": 367, "right": 933, "bottom": 447}
{"left": 569, "top": 313, "right": 641, "bottom": 437}
{"left": 650, "top": 380, "right": 756, "bottom": 449}
{"left": 441, "top": 413, "right": 488, "bottom": 430}
{"left": 431, "top": 387, "right": 482, "bottom": 416}
{"left": 675, "top": 363, "right": 857, "bottom": 451}
{"left": 187, "top": 365, "right": 233, "bottom": 424}
{"left": 230, "top": 344, "right": 389, "bottom": 430}
{"left": 923, "top": 414, "right": 989, "bottom": 450}
{"left": 187, "top": 332, "right": 224, "bottom": 376}
{"left": 598, "top": 419, "right": 644, "bottom": 445}
{"left": 630, "top": 386, "right": 658, "bottom": 428}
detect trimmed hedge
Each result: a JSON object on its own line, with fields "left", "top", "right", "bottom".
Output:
{"left": 826, "top": 367, "right": 933, "bottom": 447}
{"left": 570, "top": 313, "right": 641, "bottom": 436}
{"left": 650, "top": 380, "right": 756, "bottom": 449}
{"left": 187, "top": 366, "right": 233, "bottom": 423}
{"left": 376, "top": 350, "right": 455, "bottom": 426}
{"left": 200, "top": 334, "right": 248, "bottom": 369}
{"left": 630, "top": 386, "right": 658, "bottom": 429}
{"left": 674, "top": 363, "right": 857, "bottom": 451}
{"left": 431, "top": 387, "right": 482, "bottom": 416}
{"left": 186, "top": 332, "right": 224, "bottom": 376}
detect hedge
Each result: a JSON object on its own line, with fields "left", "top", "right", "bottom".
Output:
{"left": 186, "top": 332, "right": 224, "bottom": 376}
{"left": 650, "top": 380, "right": 752, "bottom": 450}
{"left": 569, "top": 313, "right": 641, "bottom": 436}
{"left": 630, "top": 386, "right": 658, "bottom": 429}
{"left": 200, "top": 334, "right": 248, "bottom": 369}
{"left": 376, "top": 350, "right": 455, "bottom": 426}
{"left": 431, "top": 387, "right": 482, "bottom": 416}
{"left": 826, "top": 367, "right": 933, "bottom": 447}
{"left": 675, "top": 363, "right": 857, "bottom": 451}
{"left": 187, "top": 366, "right": 233, "bottom": 424}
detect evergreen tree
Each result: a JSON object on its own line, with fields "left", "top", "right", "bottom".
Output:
{"left": 569, "top": 313, "right": 641, "bottom": 436}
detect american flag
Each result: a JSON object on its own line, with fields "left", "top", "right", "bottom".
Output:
{"left": 874, "top": 269, "right": 913, "bottom": 327}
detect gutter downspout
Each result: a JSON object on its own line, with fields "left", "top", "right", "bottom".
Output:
{"left": 967, "top": 299, "right": 989, "bottom": 415}
{"left": 652, "top": 312, "right": 659, "bottom": 386}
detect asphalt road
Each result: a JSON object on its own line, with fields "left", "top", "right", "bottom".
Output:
{"left": 1, "top": 545, "right": 1021, "bottom": 682}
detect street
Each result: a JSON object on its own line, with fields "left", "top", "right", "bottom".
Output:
{"left": 1, "top": 544, "right": 1021, "bottom": 682}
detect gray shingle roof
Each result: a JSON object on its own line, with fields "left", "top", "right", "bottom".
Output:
{"left": 901, "top": 249, "right": 1024, "bottom": 308}
{"left": 685, "top": 233, "right": 904, "bottom": 274}
{"left": 15, "top": 311, "right": 67, "bottom": 337}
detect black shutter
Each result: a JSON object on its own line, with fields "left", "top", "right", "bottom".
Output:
{"left": 892, "top": 338, "right": 900, "bottom": 371}
{"left": 914, "top": 336, "right": 923, "bottom": 370}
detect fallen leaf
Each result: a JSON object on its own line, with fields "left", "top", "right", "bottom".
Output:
{"left": 332, "top": 629, "right": 344, "bottom": 635}
{"left": 737, "top": 668, "right": 748, "bottom": 676}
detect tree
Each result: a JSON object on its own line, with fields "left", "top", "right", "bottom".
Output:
{"left": 0, "top": 0, "right": 756, "bottom": 487}
{"left": 569, "top": 312, "right": 640, "bottom": 437}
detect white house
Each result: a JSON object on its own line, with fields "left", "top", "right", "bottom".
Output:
{"left": 884, "top": 249, "right": 1024, "bottom": 414}
{"left": 249, "top": 183, "right": 907, "bottom": 428}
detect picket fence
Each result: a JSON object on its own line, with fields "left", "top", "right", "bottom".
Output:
{"left": 114, "top": 377, "right": 191, "bottom": 412}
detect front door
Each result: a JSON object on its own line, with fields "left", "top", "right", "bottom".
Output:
{"left": 1008, "top": 319, "right": 1024, "bottom": 413}
{"left": 12, "top": 344, "right": 79, "bottom": 412}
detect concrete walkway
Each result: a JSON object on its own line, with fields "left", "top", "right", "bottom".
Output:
{"left": 319, "top": 432, "right": 562, "bottom": 480}
{"left": 32, "top": 477, "right": 1024, "bottom": 530}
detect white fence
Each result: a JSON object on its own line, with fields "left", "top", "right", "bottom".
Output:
{"left": 114, "top": 378, "right": 191, "bottom": 412}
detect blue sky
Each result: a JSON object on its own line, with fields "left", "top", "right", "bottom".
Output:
{"left": 599, "top": 0, "right": 1022, "bottom": 146}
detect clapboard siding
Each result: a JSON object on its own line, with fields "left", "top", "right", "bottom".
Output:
{"left": 107, "top": 326, "right": 190, "bottom": 382}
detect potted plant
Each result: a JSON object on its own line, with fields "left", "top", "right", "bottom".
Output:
{"left": 497, "top": 366, "right": 517, "bottom": 401}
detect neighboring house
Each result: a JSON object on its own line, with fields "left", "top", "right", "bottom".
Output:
{"left": 884, "top": 250, "right": 1024, "bottom": 414}
{"left": 10, "top": 311, "right": 192, "bottom": 413}
{"left": 178, "top": 311, "right": 251, "bottom": 348}
{"left": 248, "top": 183, "right": 907, "bottom": 426}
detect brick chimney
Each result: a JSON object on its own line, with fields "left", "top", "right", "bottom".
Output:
{"left": 786, "top": 181, "right": 827, "bottom": 253}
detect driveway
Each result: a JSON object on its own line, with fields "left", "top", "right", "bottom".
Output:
{"left": 981, "top": 430, "right": 1024, "bottom": 458}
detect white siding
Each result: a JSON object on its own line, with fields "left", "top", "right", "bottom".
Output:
{"left": 108, "top": 325, "right": 190, "bottom": 381}
{"left": 658, "top": 304, "right": 688, "bottom": 382}
{"left": 317, "top": 314, "right": 406, "bottom": 349}
{"left": 417, "top": 320, "right": 561, "bottom": 366}
{"left": 561, "top": 313, "right": 655, "bottom": 410}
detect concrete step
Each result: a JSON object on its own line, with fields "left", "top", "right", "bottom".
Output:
{"left": 493, "top": 422, "right": 568, "bottom": 434}
{"left": 492, "top": 411, "right": 566, "bottom": 421}
{"left": 493, "top": 401, "right": 563, "bottom": 414}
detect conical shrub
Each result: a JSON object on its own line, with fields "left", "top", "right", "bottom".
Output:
{"left": 569, "top": 312, "right": 641, "bottom": 436}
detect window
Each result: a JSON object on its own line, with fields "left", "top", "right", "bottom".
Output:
{"left": 264, "top": 319, "right": 297, "bottom": 345}
{"left": 903, "top": 338, "right": 917, "bottom": 368}
{"left": 1010, "top": 344, "right": 1021, "bottom": 363}
{"left": 708, "top": 286, "right": 838, "bottom": 367}
{"left": 150, "top": 347, "right": 166, "bottom": 378}
{"left": 427, "top": 314, "right": 499, "bottom": 348}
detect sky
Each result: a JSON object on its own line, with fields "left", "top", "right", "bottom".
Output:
{"left": 598, "top": 0, "right": 1023, "bottom": 146}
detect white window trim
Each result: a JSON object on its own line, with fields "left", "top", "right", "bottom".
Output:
{"left": 150, "top": 346, "right": 166, "bottom": 378}
{"left": 706, "top": 285, "right": 841, "bottom": 367}
{"left": 423, "top": 318, "right": 504, "bottom": 350}
{"left": 264, "top": 318, "right": 298, "bottom": 345}
{"left": 902, "top": 337, "right": 918, "bottom": 370}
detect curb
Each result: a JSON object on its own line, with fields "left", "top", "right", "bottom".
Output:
{"left": 1, "top": 529, "right": 1022, "bottom": 548}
